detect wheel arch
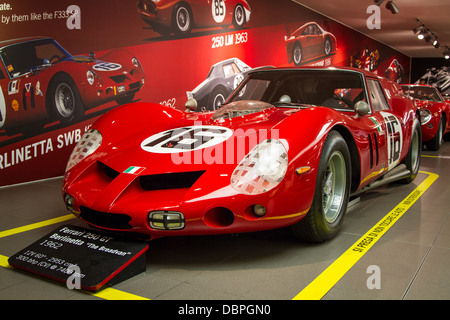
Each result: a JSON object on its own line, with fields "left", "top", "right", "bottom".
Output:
{"left": 331, "top": 124, "right": 361, "bottom": 194}
{"left": 45, "top": 71, "right": 84, "bottom": 118}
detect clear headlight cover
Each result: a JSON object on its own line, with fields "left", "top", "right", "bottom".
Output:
{"left": 419, "top": 109, "right": 432, "bottom": 125}
{"left": 231, "top": 139, "right": 288, "bottom": 195}
{"left": 66, "top": 129, "right": 102, "bottom": 172}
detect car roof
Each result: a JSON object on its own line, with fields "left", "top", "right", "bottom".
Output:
{"left": 249, "top": 66, "right": 382, "bottom": 79}
{"left": 0, "top": 36, "right": 52, "bottom": 48}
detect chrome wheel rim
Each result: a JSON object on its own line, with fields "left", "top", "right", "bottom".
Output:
{"left": 323, "top": 151, "right": 346, "bottom": 223}
{"left": 55, "top": 83, "right": 75, "bottom": 118}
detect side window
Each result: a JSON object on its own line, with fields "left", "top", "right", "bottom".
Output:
{"left": 0, "top": 68, "right": 4, "bottom": 80}
{"left": 367, "top": 79, "right": 390, "bottom": 111}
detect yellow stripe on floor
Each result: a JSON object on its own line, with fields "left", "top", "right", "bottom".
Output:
{"left": 293, "top": 171, "right": 439, "bottom": 300}
{"left": 0, "top": 214, "right": 75, "bottom": 238}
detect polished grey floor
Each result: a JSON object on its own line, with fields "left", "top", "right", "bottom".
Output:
{"left": 0, "top": 143, "right": 449, "bottom": 300}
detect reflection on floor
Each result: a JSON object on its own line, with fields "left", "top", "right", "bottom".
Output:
{"left": 1, "top": 143, "right": 450, "bottom": 300}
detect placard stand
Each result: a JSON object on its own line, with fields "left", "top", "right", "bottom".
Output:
{"left": 8, "top": 224, "right": 149, "bottom": 292}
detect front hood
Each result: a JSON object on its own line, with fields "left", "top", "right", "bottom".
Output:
{"left": 68, "top": 55, "right": 128, "bottom": 75}
{"left": 95, "top": 101, "right": 293, "bottom": 177}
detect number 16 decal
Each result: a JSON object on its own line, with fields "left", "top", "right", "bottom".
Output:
{"left": 381, "top": 112, "right": 403, "bottom": 170}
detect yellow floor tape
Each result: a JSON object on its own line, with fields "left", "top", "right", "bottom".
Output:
{"left": 0, "top": 215, "right": 150, "bottom": 300}
{"left": 293, "top": 171, "right": 439, "bottom": 300}
{"left": 0, "top": 171, "right": 439, "bottom": 300}
{"left": 0, "top": 214, "right": 75, "bottom": 239}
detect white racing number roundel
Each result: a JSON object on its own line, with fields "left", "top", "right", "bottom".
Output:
{"left": 141, "top": 126, "right": 233, "bottom": 154}
{"left": 380, "top": 111, "right": 403, "bottom": 170}
{"left": 93, "top": 62, "right": 122, "bottom": 72}
{"left": 212, "top": 0, "right": 226, "bottom": 23}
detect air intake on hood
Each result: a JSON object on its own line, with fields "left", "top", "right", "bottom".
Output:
{"left": 139, "top": 171, "right": 205, "bottom": 191}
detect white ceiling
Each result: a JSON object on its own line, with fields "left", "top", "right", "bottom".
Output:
{"left": 294, "top": 0, "right": 450, "bottom": 58}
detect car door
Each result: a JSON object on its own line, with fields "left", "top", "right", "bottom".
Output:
{"left": 366, "top": 78, "right": 404, "bottom": 176}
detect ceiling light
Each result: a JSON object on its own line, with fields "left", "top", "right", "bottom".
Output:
{"left": 386, "top": 1, "right": 399, "bottom": 14}
{"left": 444, "top": 47, "right": 450, "bottom": 59}
{"left": 418, "top": 28, "right": 427, "bottom": 40}
{"left": 433, "top": 38, "right": 440, "bottom": 49}
{"left": 413, "top": 25, "right": 423, "bottom": 35}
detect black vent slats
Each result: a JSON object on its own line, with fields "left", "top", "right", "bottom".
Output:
{"left": 80, "top": 206, "right": 132, "bottom": 230}
{"left": 95, "top": 161, "right": 204, "bottom": 191}
{"left": 97, "top": 161, "right": 120, "bottom": 180}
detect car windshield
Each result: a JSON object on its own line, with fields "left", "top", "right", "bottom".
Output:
{"left": 225, "top": 69, "right": 366, "bottom": 112}
{"left": 402, "top": 85, "right": 443, "bottom": 102}
{"left": 0, "top": 38, "right": 71, "bottom": 79}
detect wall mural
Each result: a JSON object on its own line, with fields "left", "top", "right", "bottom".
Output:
{"left": 0, "top": 0, "right": 411, "bottom": 187}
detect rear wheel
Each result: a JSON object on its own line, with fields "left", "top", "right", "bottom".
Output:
{"left": 173, "top": 3, "right": 192, "bottom": 35}
{"left": 232, "top": 4, "right": 246, "bottom": 29}
{"left": 293, "top": 43, "right": 302, "bottom": 66}
{"left": 49, "top": 74, "right": 84, "bottom": 124}
{"left": 401, "top": 117, "right": 422, "bottom": 184}
{"left": 292, "top": 130, "right": 351, "bottom": 242}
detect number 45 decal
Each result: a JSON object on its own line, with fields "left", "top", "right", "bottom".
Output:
{"left": 141, "top": 126, "right": 233, "bottom": 154}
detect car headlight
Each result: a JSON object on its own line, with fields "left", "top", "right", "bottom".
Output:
{"left": 419, "top": 109, "right": 432, "bottom": 125}
{"left": 66, "top": 129, "right": 102, "bottom": 172}
{"left": 231, "top": 139, "right": 288, "bottom": 195}
{"left": 132, "top": 57, "right": 141, "bottom": 68}
{"left": 87, "top": 70, "right": 95, "bottom": 85}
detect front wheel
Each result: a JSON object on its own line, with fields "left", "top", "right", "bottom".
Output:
{"left": 291, "top": 130, "right": 351, "bottom": 242}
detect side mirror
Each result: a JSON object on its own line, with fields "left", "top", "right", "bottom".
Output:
{"left": 185, "top": 98, "right": 198, "bottom": 112}
{"left": 354, "top": 101, "right": 370, "bottom": 117}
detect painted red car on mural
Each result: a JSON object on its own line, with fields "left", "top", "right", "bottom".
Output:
{"left": 0, "top": 37, "right": 145, "bottom": 134}
{"left": 63, "top": 67, "right": 421, "bottom": 243}
{"left": 402, "top": 84, "right": 450, "bottom": 150}
{"left": 137, "top": 0, "right": 251, "bottom": 36}
{"left": 285, "top": 22, "right": 337, "bottom": 66}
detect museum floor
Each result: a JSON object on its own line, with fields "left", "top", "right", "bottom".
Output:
{"left": 1, "top": 143, "right": 450, "bottom": 300}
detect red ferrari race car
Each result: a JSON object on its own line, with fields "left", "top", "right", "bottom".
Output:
{"left": 63, "top": 67, "right": 421, "bottom": 243}
{"left": 402, "top": 84, "right": 450, "bottom": 150}
{"left": 0, "top": 37, "right": 145, "bottom": 134}
{"left": 285, "top": 22, "right": 337, "bottom": 66}
{"left": 137, "top": 0, "right": 251, "bottom": 36}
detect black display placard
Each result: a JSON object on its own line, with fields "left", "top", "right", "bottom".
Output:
{"left": 8, "top": 224, "right": 148, "bottom": 291}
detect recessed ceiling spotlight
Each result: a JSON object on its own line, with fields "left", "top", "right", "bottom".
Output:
{"left": 386, "top": 1, "right": 399, "bottom": 14}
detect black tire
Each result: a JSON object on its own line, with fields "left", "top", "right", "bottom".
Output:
{"left": 291, "top": 130, "right": 351, "bottom": 242}
{"left": 49, "top": 73, "right": 84, "bottom": 124}
{"left": 209, "top": 87, "right": 228, "bottom": 111}
{"left": 232, "top": 4, "right": 246, "bottom": 29}
{"left": 324, "top": 38, "right": 332, "bottom": 56}
{"left": 173, "top": 3, "right": 192, "bottom": 35}
{"left": 293, "top": 43, "right": 302, "bottom": 66}
{"left": 400, "top": 117, "right": 422, "bottom": 184}
{"left": 425, "top": 116, "right": 444, "bottom": 151}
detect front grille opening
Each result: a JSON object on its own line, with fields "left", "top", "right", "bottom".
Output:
{"left": 80, "top": 206, "right": 132, "bottom": 230}
{"left": 139, "top": 171, "right": 205, "bottom": 191}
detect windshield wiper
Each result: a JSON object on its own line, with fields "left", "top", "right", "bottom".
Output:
{"left": 272, "top": 102, "right": 312, "bottom": 109}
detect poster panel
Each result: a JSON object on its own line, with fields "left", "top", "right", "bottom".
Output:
{"left": 0, "top": 0, "right": 410, "bottom": 186}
